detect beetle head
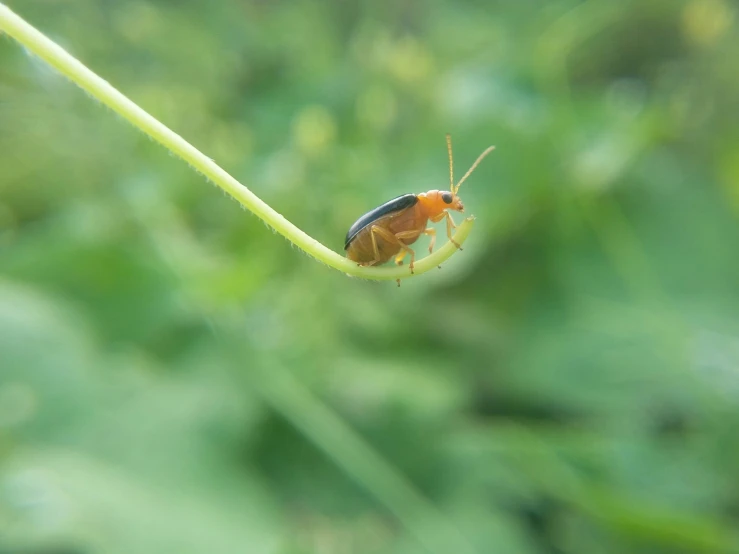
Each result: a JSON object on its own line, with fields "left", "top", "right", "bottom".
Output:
{"left": 440, "top": 190, "right": 464, "bottom": 212}
{"left": 421, "top": 190, "right": 464, "bottom": 216}
{"left": 420, "top": 136, "right": 494, "bottom": 218}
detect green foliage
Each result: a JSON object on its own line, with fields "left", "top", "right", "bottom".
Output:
{"left": 2, "top": 0, "right": 739, "bottom": 552}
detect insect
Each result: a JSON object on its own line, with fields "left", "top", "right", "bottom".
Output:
{"left": 344, "top": 134, "right": 495, "bottom": 283}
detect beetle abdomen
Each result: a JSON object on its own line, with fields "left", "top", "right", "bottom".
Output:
{"left": 345, "top": 221, "right": 399, "bottom": 264}
{"left": 344, "top": 194, "right": 418, "bottom": 250}
{"left": 345, "top": 203, "right": 427, "bottom": 265}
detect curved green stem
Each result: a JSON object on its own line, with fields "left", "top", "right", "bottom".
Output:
{"left": 0, "top": 3, "right": 473, "bottom": 282}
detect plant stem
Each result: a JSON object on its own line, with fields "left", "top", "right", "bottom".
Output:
{"left": 0, "top": 3, "right": 474, "bottom": 282}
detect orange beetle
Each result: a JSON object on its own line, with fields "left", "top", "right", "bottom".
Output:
{"left": 344, "top": 135, "right": 494, "bottom": 279}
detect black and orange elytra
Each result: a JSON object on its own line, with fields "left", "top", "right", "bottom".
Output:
{"left": 344, "top": 134, "right": 494, "bottom": 283}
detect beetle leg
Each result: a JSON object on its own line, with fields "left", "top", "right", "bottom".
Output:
{"left": 423, "top": 228, "right": 437, "bottom": 254}
{"left": 393, "top": 230, "right": 421, "bottom": 273}
{"left": 362, "top": 225, "right": 385, "bottom": 267}
{"left": 443, "top": 211, "right": 462, "bottom": 250}
{"left": 394, "top": 251, "right": 406, "bottom": 266}
{"left": 429, "top": 211, "right": 462, "bottom": 249}
{"left": 370, "top": 226, "right": 417, "bottom": 273}
{"left": 394, "top": 230, "right": 421, "bottom": 243}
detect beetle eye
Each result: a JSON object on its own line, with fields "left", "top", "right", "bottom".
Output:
{"left": 441, "top": 192, "right": 453, "bottom": 204}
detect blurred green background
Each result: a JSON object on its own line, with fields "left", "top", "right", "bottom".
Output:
{"left": 2, "top": 0, "right": 739, "bottom": 552}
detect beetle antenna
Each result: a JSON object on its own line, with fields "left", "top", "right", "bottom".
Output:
{"left": 446, "top": 133, "right": 454, "bottom": 194}
{"left": 454, "top": 145, "right": 496, "bottom": 194}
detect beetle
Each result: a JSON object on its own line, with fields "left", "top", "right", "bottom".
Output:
{"left": 344, "top": 134, "right": 494, "bottom": 281}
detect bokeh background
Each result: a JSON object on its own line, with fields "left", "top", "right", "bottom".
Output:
{"left": 2, "top": 0, "right": 739, "bottom": 552}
